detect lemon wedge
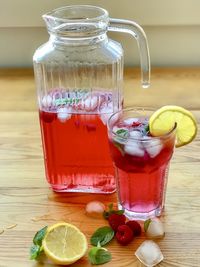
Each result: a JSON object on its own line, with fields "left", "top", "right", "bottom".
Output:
{"left": 42, "top": 222, "right": 88, "bottom": 265}
{"left": 149, "top": 105, "right": 197, "bottom": 147}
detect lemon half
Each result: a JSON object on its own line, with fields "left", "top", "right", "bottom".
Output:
{"left": 42, "top": 222, "right": 88, "bottom": 265}
{"left": 149, "top": 105, "right": 197, "bottom": 147}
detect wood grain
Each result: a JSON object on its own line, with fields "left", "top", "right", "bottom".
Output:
{"left": 0, "top": 68, "right": 199, "bottom": 267}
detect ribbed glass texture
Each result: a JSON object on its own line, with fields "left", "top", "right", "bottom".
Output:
{"left": 33, "top": 6, "right": 123, "bottom": 193}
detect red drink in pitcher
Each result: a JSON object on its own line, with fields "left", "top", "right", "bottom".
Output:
{"left": 108, "top": 108, "right": 176, "bottom": 219}
{"left": 39, "top": 89, "right": 116, "bottom": 193}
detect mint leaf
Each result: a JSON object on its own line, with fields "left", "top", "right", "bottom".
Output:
{"left": 113, "top": 129, "right": 128, "bottom": 152}
{"left": 144, "top": 124, "right": 149, "bottom": 133}
{"left": 89, "top": 246, "right": 111, "bottom": 265}
{"left": 89, "top": 247, "right": 99, "bottom": 264}
{"left": 90, "top": 226, "right": 114, "bottom": 246}
{"left": 95, "top": 248, "right": 111, "bottom": 264}
{"left": 144, "top": 218, "right": 152, "bottom": 232}
{"left": 30, "top": 244, "right": 41, "bottom": 260}
{"left": 33, "top": 226, "right": 47, "bottom": 246}
{"left": 116, "top": 129, "right": 129, "bottom": 137}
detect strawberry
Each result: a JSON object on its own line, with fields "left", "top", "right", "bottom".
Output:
{"left": 108, "top": 214, "right": 126, "bottom": 232}
{"left": 116, "top": 225, "right": 134, "bottom": 245}
{"left": 126, "top": 220, "right": 141, "bottom": 237}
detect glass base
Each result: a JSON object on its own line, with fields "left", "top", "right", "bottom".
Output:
{"left": 118, "top": 203, "right": 163, "bottom": 221}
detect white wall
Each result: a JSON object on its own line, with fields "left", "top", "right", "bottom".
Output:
{"left": 1, "top": 0, "right": 200, "bottom": 67}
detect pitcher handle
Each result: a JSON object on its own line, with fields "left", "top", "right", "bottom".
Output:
{"left": 108, "top": 18, "right": 150, "bottom": 88}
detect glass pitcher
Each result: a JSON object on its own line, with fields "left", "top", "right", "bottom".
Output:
{"left": 33, "top": 5, "right": 150, "bottom": 193}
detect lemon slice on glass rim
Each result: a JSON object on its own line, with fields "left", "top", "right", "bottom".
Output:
{"left": 149, "top": 105, "right": 197, "bottom": 147}
{"left": 42, "top": 222, "right": 88, "bottom": 265}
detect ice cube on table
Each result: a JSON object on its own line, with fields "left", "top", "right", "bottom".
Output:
{"left": 124, "top": 142, "right": 144, "bottom": 157}
{"left": 135, "top": 240, "right": 164, "bottom": 267}
{"left": 42, "top": 95, "right": 53, "bottom": 108}
{"left": 143, "top": 139, "right": 163, "bottom": 158}
{"left": 146, "top": 218, "right": 165, "bottom": 239}
{"left": 57, "top": 107, "right": 72, "bottom": 122}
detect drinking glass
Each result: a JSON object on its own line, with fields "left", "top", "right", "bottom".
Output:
{"left": 107, "top": 108, "right": 176, "bottom": 220}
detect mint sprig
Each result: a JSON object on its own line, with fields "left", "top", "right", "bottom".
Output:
{"left": 30, "top": 244, "right": 41, "bottom": 260}
{"left": 33, "top": 226, "right": 48, "bottom": 246}
{"left": 90, "top": 226, "right": 114, "bottom": 246}
{"left": 103, "top": 203, "right": 124, "bottom": 220}
{"left": 30, "top": 226, "right": 47, "bottom": 260}
{"left": 89, "top": 242, "right": 111, "bottom": 265}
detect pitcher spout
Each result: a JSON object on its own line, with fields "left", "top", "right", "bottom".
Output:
{"left": 42, "top": 5, "right": 109, "bottom": 37}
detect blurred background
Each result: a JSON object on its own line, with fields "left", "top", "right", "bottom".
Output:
{"left": 1, "top": 0, "right": 200, "bottom": 67}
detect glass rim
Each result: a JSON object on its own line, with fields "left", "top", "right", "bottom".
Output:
{"left": 107, "top": 107, "right": 177, "bottom": 141}
{"left": 43, "top": 5, "right": 109, "bottom": 23}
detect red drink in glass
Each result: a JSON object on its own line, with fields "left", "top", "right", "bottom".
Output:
{"left": 108, "top": 108, "right": 176, "bottom": 220}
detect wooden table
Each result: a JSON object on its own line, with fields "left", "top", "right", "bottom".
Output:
{"left": 0, "top": 68, "right": 199, "bottom": 267}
